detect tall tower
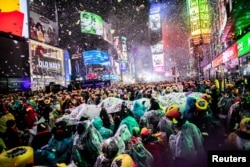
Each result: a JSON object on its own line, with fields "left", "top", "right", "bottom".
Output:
{"left": 187, "top": 0, "right": 212, "bottom": 79}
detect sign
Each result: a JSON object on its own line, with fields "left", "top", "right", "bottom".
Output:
{"left": 222, "top": 43, "right": 238, "bottom": 63}
{"left": 29, "top": 40, "right": 64, "bottom": 78}
{"left": 187, "top": 0, "right": 211, "bottom": 44}
{"left": 237, "top": 32, "right": 250, "bottom": 57}
{"left": 212, "top": 54, "right": 223, "bottom": 68}
{"left": 29, "top": 11, "right": 59, "bottom": 46}
{"left": 152, "top": 53, "right": 165, "bottom": 72}
{"left": 0, "top": 0, "right": 29, "bottom": 37}
{"left": 80, "top": 11, "right": 103, "bottom": 36}
{"left": 83, "top": 50, "right": 110, "bottom": 65}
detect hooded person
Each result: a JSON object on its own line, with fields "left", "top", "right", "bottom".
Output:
{"left": 34, "top": 120, "right": 73, "bottom": 166}
{"left": 166, "top": 104, "right": 205, "bottom": 167}
{"left": 132, "top": 100, "right": 147, "bottom": 121}
{"left": 94, "top": 137, "right": 119, "bottom": 167}
{"left": 71, "top": 120, "right": 102, "bottom": 167}
{"left": 92, "top": 116, "right": 114, "bottom": 140}
{"left": 225, "top": 117, "right": 250, "bottom": 150}
{"left": 140, "top": 127, "right": 164, "bottom": 167}
{"left": 118, "top": 114, "right": 140, "bottom": 137}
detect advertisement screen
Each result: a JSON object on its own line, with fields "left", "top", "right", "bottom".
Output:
{"left": 0, "top": 35, "right": 30, "bottom": 77}
{"left": 83, "top": 50, "right": 110, "bottom": 65}
{"left": 152, "top": 53, "right": 165, "bottom": 72}
{"left": 237, "top": 31, "right": 250, "bottom": 57}
{"left": 103, "top": 21, "right": 113, "bottom": 44}
{"left": 64, "top": 50, "right": 71, "bottom": 82}
{"left": 151, "top": 41, "right": 163, "bottom": 54}
{"left": 149, "top": 13, "right": 161, "bottom": 31}
{"left": 80, "top": 11, "right": 103, "bottom": 36}
{"left": 71, "top": 53, "right": 85, "bottom": 80}
{"left": 29, "top": 11, "right": 59, "bottom": 46}
{"left": 29, "top": 40, "right": 64, "bottom": 89}
{"left": 0, "top": 0, "right": 29, "bottom": 37}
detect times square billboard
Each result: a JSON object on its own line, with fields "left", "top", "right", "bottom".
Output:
{"left": 0, "top": 0, "right": 29, "bottom": 38}
{"left": 29, "top": 40, "right": 64, "bottom": 89}
{"left": 80, "top": 11, "right": 103, "bottom": 36}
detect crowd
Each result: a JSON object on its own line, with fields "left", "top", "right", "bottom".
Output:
{"left": 0, "top": 79, "right": 250, "bottom": 167}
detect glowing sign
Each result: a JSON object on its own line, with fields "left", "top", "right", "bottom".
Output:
{"left": 237, "top": 32, "right": 250, "bottom": 57}
{"left": 187, "top": 0, "right": 211, "bottom": 44}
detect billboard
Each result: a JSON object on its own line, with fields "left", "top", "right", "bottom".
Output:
{"left": 0, "top": 35, "right": 30, "bottom": 77}
{"left": 121, "top": 36, "right": 128, "bottom": 61}
{"left": 64, "top": 50, "right": 71, "bottom": 82}
{"left": 152, "top": 53, "right": 165, "bottom": 72}
{"left": 29, "top": 11, "right": 59, "bottom": 46}
{"left": 83, "top": 50, "right": 110, "bottom": 65}
{"left": 80, "top": 11, "right": 103, "bottom": 36}
{"left": 151, "top": 41, "right": 163, "bottom": 54}
{"left": 237, "top": 31, "right": 250, "bottom": 57}
{"left": 0, "top": 0, "right": 29, "bottom": 37}
{"left": 187, "top": 0, "right": 211, "bottom": 44}
{"left": 29, "top": 40, "right": 64, "bottom": 89}
{"left": 149, "top": 13, "right": 161, "bottom": 31}
{"left": 71, "top": 53, "right": 84, "bottom": 80}
{"left": 103, "top": 21, "right": 113, "bottom": 44}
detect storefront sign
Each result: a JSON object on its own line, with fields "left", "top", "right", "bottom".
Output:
{"left": 237, "top": 32, "right": 250, "bottom": 57}
{"left": 212, "top": 54, "right": 223, "bottom": 68}
{"left": 222, "top": 43, "right": 238, "bottom": 63}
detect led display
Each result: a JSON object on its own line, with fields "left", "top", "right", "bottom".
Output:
{"left": 80, "top": 11, "right": 103, "bottom": 36}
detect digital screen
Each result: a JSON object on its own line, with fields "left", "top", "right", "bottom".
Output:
{"left": 71, "top": 53, "right": 85, "bottom": 80}
{"left": 0, "top": 36, "right": 30, "bottom": 77}
{"left": 0, "top": 0, "right": 29, "bottom": 37}
{"left": 64, "top": 50, "right": 71, "bottom": 82}
{"left": 83, "top": 50, "right": 110, "bottom": 65}
{"left": 29, "top": 11, "right": 59, "bottom": 46}
{"left": 80, "top": 11, "right": 103, "bottom": 36}
{"left": 149, "top": 13, "right": 161, "bottom": 31}
{"left": 29, "top": 40, "right": 64, "bottom": 79}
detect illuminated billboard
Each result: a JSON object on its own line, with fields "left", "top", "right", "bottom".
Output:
{"left": 151, "top": 41, "right": 163, "bottom": 54}
{"left": 237, "top": 32, "right": 250, "bottom": 57}
{"left": 152, "top": 53, "right": 165, "bottom": 72}
{"left": 103, "top": 21, "right": 113, "bottom": 44}
{"left": 187, "top": 0, "right": 211, "bottom": 44}
{"left": 121, "top": 36, "right": 128, "bottom": 61}
{"left": 80, "top": 11, "right": 103, "bottom": 36}
{"left": 29, "top": 40, "right": 64, "bottom": 89}
{"left": 0, "top": 0, "right": 29, "bottom": 37}
{"left": 149, "top": 13, "right": 161, "bottom": 31}
{"left": 29, "top": 11, "right": 59, "bottom": 46}
{"left": 83, "top": 50, "right": 110, "bottom": 65}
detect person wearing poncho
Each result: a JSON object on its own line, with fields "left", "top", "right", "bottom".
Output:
{"left": 132, "top": 100, "right": 147, "bottom": 120}
{"left": 92, "top": 116, "right": 114, "bottom": 140}
{"left": 166, "top": 104, "right": 205, "bottom": 167}
{"left": 119, "top": 115, "right": 140, "bottom": 137}
{"left": 225, "top": 117, "right": 250, "bottom": 150}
